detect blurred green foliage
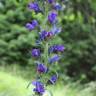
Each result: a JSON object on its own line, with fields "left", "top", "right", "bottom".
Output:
{"left": 0, "top": 0, "right": 36, "bottom": 66}
{"left": 0, "top": 71, "right": 96, "bottom": 96}
{"left": 0, "top": 71, "right": 31, "bottom": 96}
{"left": 0, "top": 0, "right": 96, "bottom": 82}
{"left": 59, "top": 0, "right": 96, "bottom": 82}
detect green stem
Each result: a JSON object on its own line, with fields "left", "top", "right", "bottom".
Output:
{"left": 44, "top": 42, "right": 49, "bottom": 66}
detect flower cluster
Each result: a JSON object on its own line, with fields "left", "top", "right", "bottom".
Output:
{"left": 26, "top": 0, "right": 65, "bottom": 95}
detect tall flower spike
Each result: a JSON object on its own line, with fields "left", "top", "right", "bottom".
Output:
{"left": 26, "top": 0, "right": 65, "bottom": 95}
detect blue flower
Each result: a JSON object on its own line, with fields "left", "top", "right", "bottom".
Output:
{"left": 54, "top": 3, "right": 62, "bottom": 10}
{"left": 54, "top": 45, "right": 65, "bottom": 52}
{"left": 48, "top": 75, "right": 58, "bottom": 84}
{"left": 32, "top": 81, "right": 45, "bottom": 94}
{"left": 32, "top": 49, "right": 40, "bottom": 57}
{"left": 25, "top": 23, "right": 35, "bottom": 31}
{"left": 51, "top": 25, "right": 61, "bottom": 35}
{"left": 26, "top": 20, "right": 38, "bottom": 31}
{"left": 39, "top": 30, "right": 53, "bottom": 41}
{"left": 39, "top": 30, "right": 48, "bottom": 40}
{"left": 48, "top": 11, "right": 57, "bottom": 24}
{"left": 28, "top": 2, "right": 40, "bottom": 12}
{"left": 48, "top": 0, "right": 55, "bottom": 4}
{"left": 31, "top": 20, "right": 38, "bottom": 27}
{"left": 49, "top": 55, "right": 60, "bottom": 64}
{"left": 49, "top": 45, "right": 65, "bottom": 53}
{"left": 37, "top": 63, "right": 48, "bottom": 73}
{"left": 46, "top": 31, "right": 53, "bottom": 39}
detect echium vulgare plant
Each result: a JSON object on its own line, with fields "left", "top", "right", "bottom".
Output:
{"left": 25, "top": 0, "right": 67, "bottom": 96}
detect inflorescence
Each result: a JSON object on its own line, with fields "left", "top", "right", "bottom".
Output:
{"left": 25, "top": 0, "right": 66, "bottom": 96}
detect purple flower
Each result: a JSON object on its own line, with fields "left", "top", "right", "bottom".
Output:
{"left": 49, "top": 55, "right": 60, "bottom": 64}
{"left": 26, "top": 23, "right": 35, "bottom": 31}
{"left": 26, "top": 20, "right": 38, "bottom": 31}
{"left": 39, "top": 30, "right": 53, "bottom": 41}
{"left": 48, "top": 75, "right": 58, "bottom": 84}
{"left": 28, "top": 2, "right": 40, "bottom": 12}
{"left": 46, "top": 31, "right": 53, "bottom": 38}
{"left": 32, "top": 81, "right": 45, "bottom": 94}
{"left": 31, "top": 20, "right": 38, "bottom": 27}
{"left": 32, "top": 49, "right": 40, "bottom": 57}
{"left": 55, "top": 45, "right": 65, "bottom": 52}
{"left": 51, "top": 25, "right": 61, "bottom": 35}
{"left": 39, "top": 30, "right": 48, "bottom": 40}
{"left": 48, "top": 11, "right": 57, "bottom": 24}
{"left": 48, "top": 0, "right": 55, "bottom": 4}
{"left": 49, "top": 45, "right": 65, "bottom": 53}
{"left": 54, "top": 3, "right": 62, "bottom": 10}
{"left": 37, "top": 63, "right": 48, "bottom": 73}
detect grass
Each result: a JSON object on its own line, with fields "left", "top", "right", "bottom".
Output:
{"left": 0, "top": 65, "right": 35, "bottom": 80}
{"left": 0, "top": 70, "right": 96, "bottom": 96}
{"left": 0, "top": 71, "right": 32, "bottom": 96}
{"left": 0, "top": 71, "right": 79, "bottom": 96}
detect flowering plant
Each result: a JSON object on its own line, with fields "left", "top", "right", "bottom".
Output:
{"left": 25, "top": 0, "right": 66, "bottom": 96}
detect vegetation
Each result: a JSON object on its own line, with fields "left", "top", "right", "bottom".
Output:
{"left": 0, "top": 71, "right": 30, "bottom": 96}
{"left": 0, "top": 0, "right": 96, "bottom": 95}
{"left": 0, "top": 71, "right": 96, "bottom": 96}
{"left": 0, "top": 0, "right": 96, "bottom": 82}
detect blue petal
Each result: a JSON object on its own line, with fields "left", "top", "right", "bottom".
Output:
{"left": 49, "top": 55, "right": 60, "bottom": 64}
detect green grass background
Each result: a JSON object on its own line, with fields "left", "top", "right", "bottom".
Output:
{"left": 0, "top": 71, "right": 31, "bottom": 96}
{"left": 0, "top": 71, "right": 96, "bottom": 96}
